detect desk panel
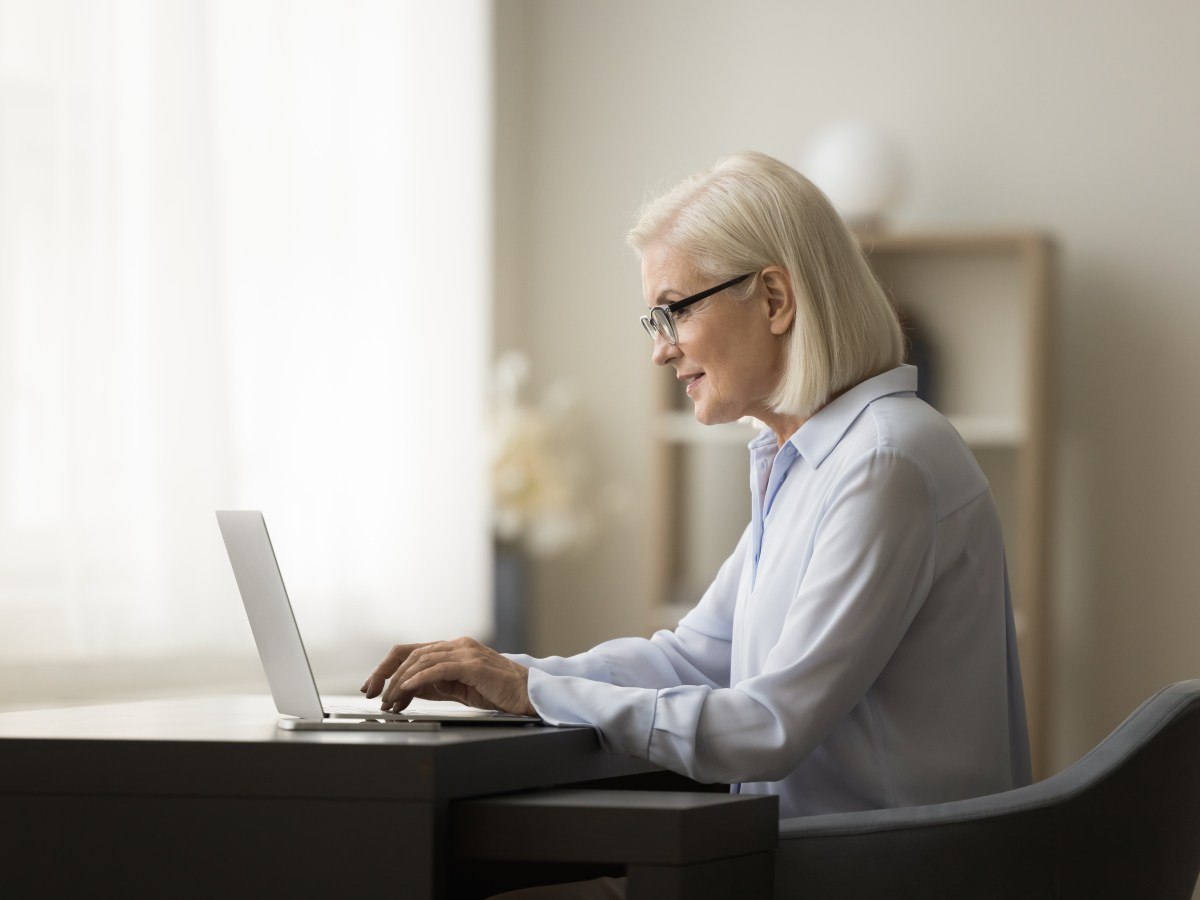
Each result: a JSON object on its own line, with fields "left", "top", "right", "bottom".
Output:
{"left": 0, "top": 695, "right": 659, "bottom": 898}
{"left": 8, "top": 794, "right": 433, "bottom": 898}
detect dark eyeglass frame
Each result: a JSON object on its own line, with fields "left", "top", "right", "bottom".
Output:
{"left": 640, "top": 272, "right": 754, "bottom": 345}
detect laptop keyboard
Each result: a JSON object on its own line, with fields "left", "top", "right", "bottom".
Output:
{"left": 324, "top": 703, "right": 426, "bottom": 720}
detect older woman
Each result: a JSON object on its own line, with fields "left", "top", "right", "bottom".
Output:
{"left": 362, "top": 151, "right": 1031, "bottom": 820}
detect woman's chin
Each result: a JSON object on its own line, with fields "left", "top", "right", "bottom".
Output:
{"left": 692, "top": 405, "right": 734, "bottom": 427}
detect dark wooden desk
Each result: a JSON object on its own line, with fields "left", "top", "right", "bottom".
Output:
{"left": 0, "top": 694, "right": 661, "bottom": 898}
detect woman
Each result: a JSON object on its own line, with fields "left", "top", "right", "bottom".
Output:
{"left": 362, "top": 151, "right": 1031, "bottom": 820}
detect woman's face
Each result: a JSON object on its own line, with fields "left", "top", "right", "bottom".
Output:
{"left": 641, "top": 242, "right": 793, "bottom": 431}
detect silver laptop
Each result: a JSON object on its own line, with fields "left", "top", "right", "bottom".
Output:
{"left": 216, "top": 509, "right": 541, "bottom": 731}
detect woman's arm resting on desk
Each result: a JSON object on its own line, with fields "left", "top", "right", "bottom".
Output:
{"left": 360, "top": 638, "right": 536, "bottom": 717}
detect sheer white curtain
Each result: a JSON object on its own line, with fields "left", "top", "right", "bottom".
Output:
{"left": 0, "top": 0, "right": 491, "bottom": 678}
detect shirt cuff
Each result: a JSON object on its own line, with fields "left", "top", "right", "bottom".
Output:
{"left": 526, "top": 667, "right": 658, "bottom": 760}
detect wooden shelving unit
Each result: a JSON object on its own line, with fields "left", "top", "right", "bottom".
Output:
{"left": 646, "top": 230, "right": 1056, "bottom": 776}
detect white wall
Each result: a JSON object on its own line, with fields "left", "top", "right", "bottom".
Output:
{"left": 494, "top": 0, "right": 1200, "bottom": 774}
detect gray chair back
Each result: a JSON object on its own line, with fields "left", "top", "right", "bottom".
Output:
{"left": 775, "top": 679, "right": 1200, "bottom": 899}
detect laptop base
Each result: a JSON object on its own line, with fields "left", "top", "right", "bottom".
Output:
{"left": 278, "top": 717, "right": 441, "bottom": 732}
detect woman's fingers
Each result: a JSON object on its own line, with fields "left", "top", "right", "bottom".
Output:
{"left": 379, "top": 679, "right": 465, "bottom": 712}
{"left": 387, "top": 638, "right": 483, "bottom": 691}
{"left": 379, "top": 638, "right": 533, "bottom": 715}
{"left": 360, "top": 641, "right": 430, "bottom": 699}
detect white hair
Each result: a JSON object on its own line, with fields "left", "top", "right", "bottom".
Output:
{"left": 627, "top": 151, "right": 903, "bottom": 418}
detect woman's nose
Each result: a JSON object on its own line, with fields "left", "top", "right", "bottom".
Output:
{"left": 650, "top": 331, "right": 676, "bottom": 367}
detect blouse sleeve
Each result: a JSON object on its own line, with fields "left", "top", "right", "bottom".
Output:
{"left": 523, "top": 448, "right": 937, "bottom": 785}
{"left": 506, "top": 526, "right": 751, "bottom": 691}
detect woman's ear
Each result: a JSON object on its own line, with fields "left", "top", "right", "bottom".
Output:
{"left": 760, "top": 267, "right": 796, "bottom": 335}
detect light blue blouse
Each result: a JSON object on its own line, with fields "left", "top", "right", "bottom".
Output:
{"left": 508, "top": 365, "right": 1031, "bottom": 818}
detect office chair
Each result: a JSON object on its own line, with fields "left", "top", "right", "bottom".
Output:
{"left": 774, "top": 679, "right": 1200, "bottom": 899}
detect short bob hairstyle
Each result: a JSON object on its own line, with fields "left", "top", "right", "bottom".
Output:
{"left": 627, "top": 151, "right": 904, "bottom": 420}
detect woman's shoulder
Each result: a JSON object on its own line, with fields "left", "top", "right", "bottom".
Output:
{"left": 841, "top": 395, "right": 989, "bottom": 514}
{"left": 866, "top": 394, "right": 962, "bottom": 449}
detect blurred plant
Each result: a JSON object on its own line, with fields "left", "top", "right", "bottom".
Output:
{"left": 489, "top": 350, "right": 609, "bottom": 558}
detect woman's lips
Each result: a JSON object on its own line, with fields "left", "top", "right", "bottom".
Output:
{"left": 685, "top": 373, "right": 705, "bottom": 396}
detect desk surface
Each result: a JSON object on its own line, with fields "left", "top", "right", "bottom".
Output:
{"left": 0, "top": 695, "right": 769, "bottom": 898}
{"left": 0, "top": 693, "right": 657, "bottom": 801}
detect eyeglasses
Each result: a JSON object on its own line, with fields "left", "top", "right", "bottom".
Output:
{"left": 639, "top": 273, "right": 754, "bottom": 345}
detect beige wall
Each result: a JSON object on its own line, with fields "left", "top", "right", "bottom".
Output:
{"left": 494, "top": 0, "right": 1200, "bottom": 775}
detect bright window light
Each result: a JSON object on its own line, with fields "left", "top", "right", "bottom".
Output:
{"left": 0, "top": 0, "right": 493, "bottom": 674}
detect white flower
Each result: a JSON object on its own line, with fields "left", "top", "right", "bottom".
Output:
{"left": 489, "top": 351, "right": 595, "bottom": 558}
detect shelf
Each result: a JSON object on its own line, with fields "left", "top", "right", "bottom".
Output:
{"left": 856, "top": 229, "right": 1052, "bottom": 255}
{"left": 949, "top": 415, "right": 1025, "bottom": 447}
{"left": 662, "top": 408, "right": 1022, "bottom": 450}
{"left": 659, "top": 412, "right": 760, "bottom": 444}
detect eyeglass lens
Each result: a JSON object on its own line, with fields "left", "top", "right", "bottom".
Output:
{"left": 641, "top": 306, "right": 676, "bottom": 344}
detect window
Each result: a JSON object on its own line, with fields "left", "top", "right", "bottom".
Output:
{"left": 0, "top": 0, "right": 492, "bottom": 694}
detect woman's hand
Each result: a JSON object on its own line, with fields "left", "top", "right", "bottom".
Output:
{"left": 360, "top": 637, "right": 535, "bottom": 717}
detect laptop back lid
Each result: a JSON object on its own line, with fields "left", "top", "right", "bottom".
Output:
{"left": 216, "top": 510, "right": 325, "bottom": 720}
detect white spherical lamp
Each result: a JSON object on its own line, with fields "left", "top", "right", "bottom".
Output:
{"left": 803, "top": 120, "right": 908, "bottom": 231}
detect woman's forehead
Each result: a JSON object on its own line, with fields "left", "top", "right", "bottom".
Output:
{"left": 641, "top": 243, "right": 699, "bottom": 294}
